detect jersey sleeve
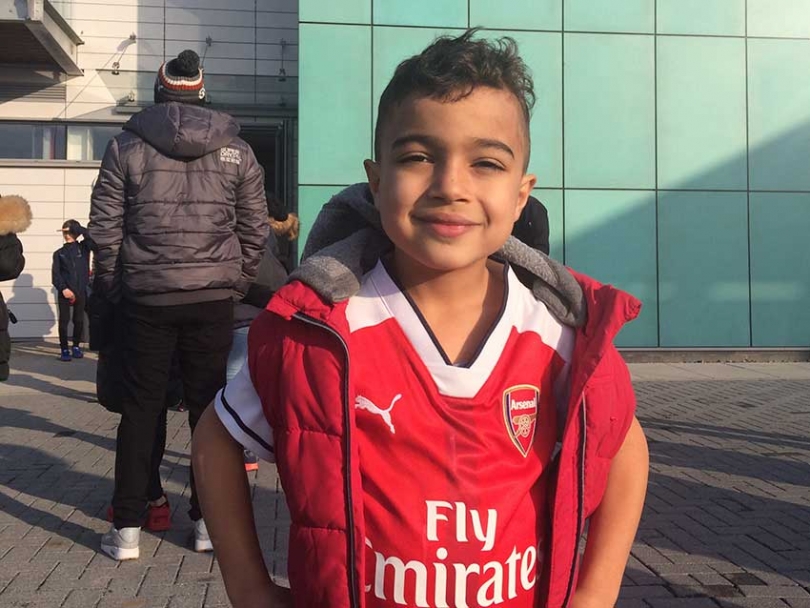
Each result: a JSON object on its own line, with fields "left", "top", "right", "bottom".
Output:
{"left": 214, "top": 357, "right": 275, "bottom": 462}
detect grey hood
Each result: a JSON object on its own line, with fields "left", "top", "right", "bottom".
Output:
{"left": 124, "top": 102, "right": 240, "bottom": 159}
{"left": 292, "top": 183, "right": 587, "bottom": 328}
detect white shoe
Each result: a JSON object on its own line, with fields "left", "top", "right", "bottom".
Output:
{"left": 100, "top": 525, "right": 140, "bottom": 560}
{"left": 193, "top": 518, "right": 213, "bottom": 552}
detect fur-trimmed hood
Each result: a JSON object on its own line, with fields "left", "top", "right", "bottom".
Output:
{"left": 0, "top": 195, "right": 32, "bottom": 236}
{"left": 291, "top": 183, "right": 588, "bottom": 328}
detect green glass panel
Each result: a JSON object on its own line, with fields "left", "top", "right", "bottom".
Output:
{"left": 564, "top": 0, "right": 653, "bottom": 33}
{"left": 297, "top": 186, "right": 348, "bottom": 258}
{"left": 658, "top": 192, "right": 749, "bottom": 347}
{"left": 657, "top": 0, "right": 745, "bottom": 36}
{"left": 300, "top": 0, "right": 371, "bottom": 24}
{"left": 748, "top": 39, "right": 810, "bottom": 191}
{"left": 564, "top": 34, "right": 655, "bottom": 188}
{"left": 299, "top": 24, "right": 371, "bottom": 185}
{"left": 657, "top": 37, "right": 747, "bottom": 190}
{"left": 749, "top": 0, "right": 810, "bottom": 38}
{"left": 470, "top": 0, "right": 561, "bottom": 31}
{"left": 373, "top": 0, "right": 467, "bottom": 27}
{"left": 750, "top": 194, "right": 810, "bottom": 347}
{"left": 534, "top": 189, "right": 563, "bottom": 261}
{"left": 564, "top": 190, "right": 657, "bottom": 347}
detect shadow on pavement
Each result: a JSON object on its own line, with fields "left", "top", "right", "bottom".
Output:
{"left": 647, "top": 430, "right": 810, "bottom": 488}
{"left": 621, "top": 377, "right": 810, "bottom": 604}
{"left": 5, "top": 341, "right": 97, "bottom": 400}
{"left": 0, "top": 404, "right": 187, "bottom": 461}
{"left": 0, "top": 443, "right": 194, "bottom": 554}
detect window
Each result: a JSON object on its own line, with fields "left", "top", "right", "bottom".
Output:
{"left": 0, "top": 122, "right": 122, "bottom": 161}
{"left": 67, "top": 125, "right": 122, "bottom": 161}
{"left": 0, "top": 123, "right": 66, "bottom": 160}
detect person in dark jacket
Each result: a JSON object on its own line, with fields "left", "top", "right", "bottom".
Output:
{"left": 88, "top": 49, "right": 269, "bottom": 561}
{"left": 52, "top": 219, "right": 95, "bottom": 361}
{"left": 0, "top": 194, "right": 31, "bottom": 382}
{"left": 512, "top": 194, "right": 550, "bottom": 255}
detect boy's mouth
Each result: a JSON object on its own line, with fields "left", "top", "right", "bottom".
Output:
{"left": 413, "top": 213, "right": 478, "bottom": 238}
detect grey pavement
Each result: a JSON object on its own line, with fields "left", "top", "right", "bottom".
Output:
{"left": 0, "top": 342, "right": 809, "bottom": 607}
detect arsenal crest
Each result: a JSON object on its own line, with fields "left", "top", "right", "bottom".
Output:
{"left": 503, "top": 385, "right": 540, "bottom": 457}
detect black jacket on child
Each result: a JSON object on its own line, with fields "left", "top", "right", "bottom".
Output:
{"left": 52, "top": 228, "right": 95, "bottom": 297}
{"left": 0, "top": 195, "right": 32, "bottom": 381}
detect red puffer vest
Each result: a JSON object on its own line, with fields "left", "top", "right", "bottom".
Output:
{"left": 251, "top": 269, "right": 641, "bottom": 608}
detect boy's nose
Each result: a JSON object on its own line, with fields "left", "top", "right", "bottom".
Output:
{"left": 428, "top": 160, "right": 470, "bottom": 203}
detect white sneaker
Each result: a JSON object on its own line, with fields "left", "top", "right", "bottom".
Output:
{"left": 193, "top": 518, "right": 213, "bottom": 552}
{"left": 100, "top": 525, "right": 140, "bottom": 560}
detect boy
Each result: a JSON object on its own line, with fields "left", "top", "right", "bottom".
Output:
{"left": 52, "top": 219, "right": 94, "bottom": 361}
{"left": 193, "top": 31, "right": 648, "bottom": 608}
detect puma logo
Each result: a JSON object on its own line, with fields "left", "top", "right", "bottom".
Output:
{"left": 354, "top": 394, "right": 401, "bottom": 434}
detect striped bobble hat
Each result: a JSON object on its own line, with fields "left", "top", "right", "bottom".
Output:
{"left": 154, "top": 50, "right": 206, "bottom": 105}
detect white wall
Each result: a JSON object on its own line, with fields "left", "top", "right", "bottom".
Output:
{"left": 0, "top": 167, "right": 97, "bottom": 339}
{"left": 0, "top": 0, "right": 298, "bottom": 337}
{"left": 0, "top": 0, "right": 298, "bottom": 122}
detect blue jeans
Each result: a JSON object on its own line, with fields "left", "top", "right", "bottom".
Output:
{"left": 226, "top": 326, "right": 250, "bottom": 383}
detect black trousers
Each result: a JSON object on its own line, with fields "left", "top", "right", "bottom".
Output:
{"left": 57, "top": 293, "right": 86, "bottom": 350}
{"left": 112, "top": 299, "right": 233, "bottom": 528}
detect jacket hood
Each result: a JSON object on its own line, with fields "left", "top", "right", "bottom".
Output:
{"left": 124, "top": 102, "right": 240, "bottom": 159}
{"left": 0, "top": 195, "right": 32, "bottom": 235}
{"left": 292, "top": 183, "right": 591, "bottom": 327}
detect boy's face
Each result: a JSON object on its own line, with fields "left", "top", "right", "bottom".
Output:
{"left": 62, "top": 231, "right": 74, "bottom": 243}
{"left": 365, "top": 86, "right": 536, "bottom": 276}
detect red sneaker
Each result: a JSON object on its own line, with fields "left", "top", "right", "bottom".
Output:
{"left": 244, "top": 449, "right": 259, "bottom": 472}
{"left": 107, "top": 497, "right": 171, "bottom": 532}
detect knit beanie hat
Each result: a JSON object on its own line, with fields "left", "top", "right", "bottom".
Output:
{"left": 154, "top": 50, "right": 206, "bottom": 105}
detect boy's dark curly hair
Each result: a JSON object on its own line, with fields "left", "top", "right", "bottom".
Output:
{"left": 374, "top": 29, "right": 535, "bottom": 168}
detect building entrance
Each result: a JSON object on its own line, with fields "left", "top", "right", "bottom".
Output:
{"left": 239, "top": 119, "right": 297, "bottom": 266}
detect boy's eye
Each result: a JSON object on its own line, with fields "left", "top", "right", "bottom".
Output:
{"left": 398, "top": 153, "right": 432, "bottom": 164}
{"left": 474, "top": 159, "right": 506, "bottom": 171}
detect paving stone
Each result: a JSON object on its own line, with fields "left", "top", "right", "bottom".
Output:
{"left": 4, "top": 345, "right": 810, "bottom": 605}
{"left": 620, "top": 584, "right": 675, "bottom": 599}
{"left": 62, "top": 588, "right": 106, "bottom": 608}
{"left": 740, "top": 585, "right": 810, "bottom": 598}
{"left": 717, "top": 600, "right": 791, "bottom": 608}
{"left": 646, "top": 598, "right": 720, "bottom": 607}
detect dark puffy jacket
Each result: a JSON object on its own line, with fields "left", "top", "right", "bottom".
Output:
{"left": 233, "top": 234, "right": 289, "bottom": 329}
{"left": 51, "top": 228, "right": 94, "bottom": 297}
{"left": 0, "top": 195, "right": 31, "bottom": 382}
{"left": 88, "top": 102, "right": 269, "bottom": 305}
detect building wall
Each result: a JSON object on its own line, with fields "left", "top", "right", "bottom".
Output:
{"left": 0, "top": 0, "right": 298, "bottom": 339}
{"left": 297, "top": 0, "right": 810, "bottom": 348}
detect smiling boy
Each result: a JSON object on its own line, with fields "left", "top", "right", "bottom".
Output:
{"left": 193, "top": 31, "right": 648, "bottom": 608}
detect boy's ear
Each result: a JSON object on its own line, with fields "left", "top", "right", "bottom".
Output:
{"left": 515, "top": 173, "right": 537, "bottom": 220}
{"left": 364, "top": 159, "right": 381, "bottom": 197}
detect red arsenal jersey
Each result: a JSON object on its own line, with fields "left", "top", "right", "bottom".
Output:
{"left": 346, "top": 261, "right": 573, "bottom": 608}
{"left": 213, "top": 260, "right": 573, "bottom": 605}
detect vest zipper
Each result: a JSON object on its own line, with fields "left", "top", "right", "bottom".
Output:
{"left": 292, "top": 312, "right": 360, "bottom": 608}
{"left": 561, "top": 394, "right": 587, "bottom": 607}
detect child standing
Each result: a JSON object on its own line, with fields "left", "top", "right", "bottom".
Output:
{"left": 227, "top": 197, "right": 299, "bottom": 472}
{"left": 193, "top": 31, "right": 649, "bottom": 608}
{"left": 52, "top": 219, "right": 94, "bottom": 361}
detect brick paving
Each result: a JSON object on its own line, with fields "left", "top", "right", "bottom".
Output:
{"left": 0, "top": 342, "right": 809, "bottom": 607}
